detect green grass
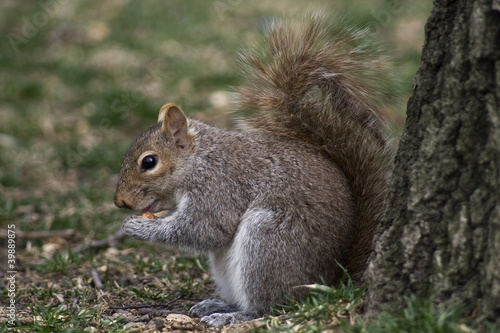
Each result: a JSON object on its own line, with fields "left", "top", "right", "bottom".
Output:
{"left": 259, "top": 282, "right": 479, "bottom": 333}
{"left": 263, "top": 275, "right": 365, "bottom": 332}
{"left": 35, "top": 250, "right": 82, "bottom": 273}
{"left": 27, "top": 301, "right": 96, "bottom": 332}
{"left": 348, "top": 297, "right": 472, "bottom": 333}
{"left": 0, "top": 0, "right": 436, "bottom": 331}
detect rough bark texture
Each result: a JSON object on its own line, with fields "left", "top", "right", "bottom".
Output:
{"left": 365, "top": 0, "right": 500, "bottom": 327}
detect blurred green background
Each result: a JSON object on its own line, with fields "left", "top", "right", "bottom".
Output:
{"left": 0, "top": 0, "right": 432, "bottom": 241}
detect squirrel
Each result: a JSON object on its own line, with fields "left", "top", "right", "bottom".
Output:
{"left": 114, "top": 13, "right": 393, "bottom": 328}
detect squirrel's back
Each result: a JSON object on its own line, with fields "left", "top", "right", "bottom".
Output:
{"left": 235, "top": 13, "right": 394, "bottom": 282}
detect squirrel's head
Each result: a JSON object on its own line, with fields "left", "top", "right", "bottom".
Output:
{"left": 114, "top": 103, "right": 194, "bottom": 213}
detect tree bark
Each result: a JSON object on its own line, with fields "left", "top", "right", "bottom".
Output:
{"left": 365, "top": 0, "right": 500, "bottom": 327}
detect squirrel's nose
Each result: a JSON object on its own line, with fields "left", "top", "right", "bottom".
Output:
{"left": 114, "top": 195, "right": 132, "bottom": 209}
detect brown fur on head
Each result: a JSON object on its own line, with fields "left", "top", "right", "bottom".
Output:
{"left": 114, "top": 103, "right": 193, "bottom": 213}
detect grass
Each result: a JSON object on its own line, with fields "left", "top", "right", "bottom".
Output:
{"left": 258, "top": 271, "right": 488, "bottom": 333}
{"left": 0, "top": 0, "right": 442, "bottom": 332}
{"left": 265, "top": 270, "right": 500, "bottom": 333}
{"left": 264, "top": 275, "right": 366, "bottom": 332}
{"left": 348, "top": 297, "right": 471, "bottom": 333}
{"left": 26, "top": 300, "right": 97, "bottom": 332}
{"left": 259, "top": 277, "right": 479, "bottom": 333}
{"left": 1, "top": 242, "right": 212, "bottom": 332}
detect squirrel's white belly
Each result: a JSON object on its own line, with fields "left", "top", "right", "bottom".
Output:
{"left": 208, "top": 208, "right": 275, "bottom": 312}
{"left": 208, "top": 246, "right": 248, "bottom": 310}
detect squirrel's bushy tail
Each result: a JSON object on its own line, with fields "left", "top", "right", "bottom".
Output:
{"left": 236, "top": 13, "right": 394, "bottom": 283}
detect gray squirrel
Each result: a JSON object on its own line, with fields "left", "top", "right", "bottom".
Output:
{"left": 114, "top": 13, "right": 393, "bottom": 327}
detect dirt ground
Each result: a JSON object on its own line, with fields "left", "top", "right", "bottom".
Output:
{"left": 0, "top": 228, "right": 270, "bottom": 332}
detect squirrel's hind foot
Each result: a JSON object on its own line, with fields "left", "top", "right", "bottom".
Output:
{"left": 200, "top": 311, "right": 256, "bottom": 328}
{"left": 189, "top": 299, "right": 256, "bottom": 327}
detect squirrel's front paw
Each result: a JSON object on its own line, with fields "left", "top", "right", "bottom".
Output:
{"left": 122, "top": 215, "right": 151, "bottom": 240}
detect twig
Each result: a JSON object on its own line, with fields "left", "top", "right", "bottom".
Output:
{"left": 0, "top": 229, "right": 76, "bottom": 239}
{"left": 91, "top": 267, "right": 104, "bottom": 289}
{"left": 108, "top": 294, "right": 184, "bottom": 310}
{"left": 462, "top": 300, "right": 481, "bottom": 321}
{"left": 73, "top": 229, "right": 126, "bottom": 253}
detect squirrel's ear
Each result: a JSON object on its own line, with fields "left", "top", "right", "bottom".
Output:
{"left": 157, "top": 104, "right": 170, "bottom": 123}
{"left": 159, "top": 103, "right": 190, "bottom": 150}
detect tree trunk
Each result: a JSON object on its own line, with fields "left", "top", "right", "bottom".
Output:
{"left": 365, "top": 0, "right": 500, "bottom": 327}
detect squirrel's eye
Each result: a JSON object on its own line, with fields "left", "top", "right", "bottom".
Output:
{"left": 141, "top": 155, "right": 157, "bottom": 171}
